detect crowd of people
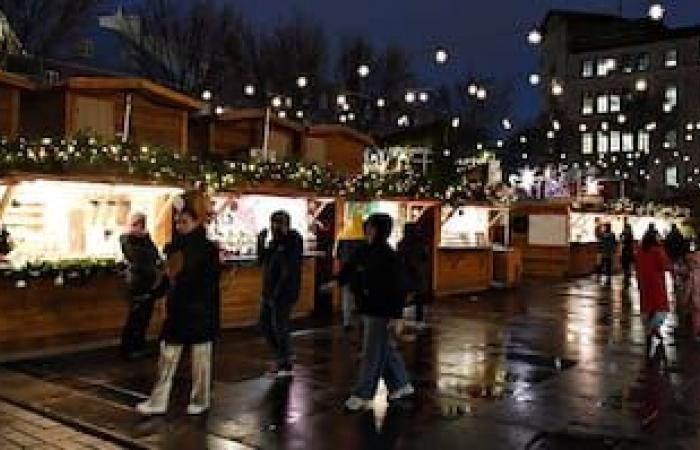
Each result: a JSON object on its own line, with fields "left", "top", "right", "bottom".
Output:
{"left": 597, "top": 220, "right": 699, "bottom": 360}
{"left": 118, "top": 191, "right": 427, "bottom": 416}
{"left": 120, "top": 189, "right": 698, "bottom": 417}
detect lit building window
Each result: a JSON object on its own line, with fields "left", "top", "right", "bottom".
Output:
{"left": 582, "top": 95, "right": 594, "bottom": 115}
{"left": 582, "top": 60, "right": 594, "bottom": 78}
{"left": 622, "top": 133, "right": 634, "bottom": 152}
{"left": 597, "top": 58, "right": 616, "bottom": 77}
{"left": 665, "top": 129, "right": 678, "bottom": 149}
{"left": 664, "top": 85, "right": 678, "bottom": 110}
{"left": 597, "top": 132, "right": 609, "bottom": 153}
{"left": 664, "top": 49, "right": 678, "bottom": 68}
{"left": 597, "top": 95, "right": 609, "bottom": 113}
{"left": 637, "top": 53, "right": 650, "bottom": 71}
{"left": 610, "top": 131, "right": 621, "bottom": 152}
{"left": 638, "top": 131, "right": 650, "bottom": 152}
{"left": 666, "top": 166, "right": 679, "bottom": 187}
{"left": 609, "top": 95, "right": 621, "bottom": 113}
{"left": 582, "top": 133, "right": 594, "bottom": 154}
{"left": 621, "top": 54, "right": 635, "bottom": 73}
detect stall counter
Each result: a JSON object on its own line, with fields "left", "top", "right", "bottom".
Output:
{"left": 434, "top": 246, "right": 493, "bottom": 296}
{"left": 0, "top": 257, "right": 316, "bottom": 361}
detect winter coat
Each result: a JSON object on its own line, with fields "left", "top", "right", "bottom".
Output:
{"left": 635, "top": 245, "right": 671, "bottom": 315}
{"left": 397, "top": 237, "right": 429, "bottom": 294}
{"left": 620, "top": 231, "right": 634, "bottom": 265}
{"left": 665, "top": 230, "right": 687, "bottom": 262}
{"left": 600, "top": 232, "right": 617, "bottom": 257}
{"left": 258, "top": 230, "right": 304, "bottom": 305}
{"left": 336, "top": 241, "right": 407, "bottom": 319}
{"left": 120, "top": 233, "right": 161, "bottom": 295}
{"left": 160, "top": 226, "right": 221, "bottom": 344}
{"left": 336, "top": 239, "right": 365, "bottom": 264}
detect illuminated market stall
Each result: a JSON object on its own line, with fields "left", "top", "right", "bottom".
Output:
{"left": 207, "top": 191, "right": 334, "bottom": 326}
{"left": 0, "top": 176, "right": 181, "bottom": 358}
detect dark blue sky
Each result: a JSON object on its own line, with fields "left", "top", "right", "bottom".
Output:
{"left": 104, "top": 0, "right": 700, "bottom": 122}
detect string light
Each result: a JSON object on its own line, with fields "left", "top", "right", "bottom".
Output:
{"left": 357, "top": 64, "right": 371, "bottom": 78}
{"left": 648, "top": 3, "right": 666, "bottom": 21}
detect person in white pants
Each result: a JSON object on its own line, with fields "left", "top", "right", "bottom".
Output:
{"left": 136, "top": 192, "right": 221, "bottom": 416}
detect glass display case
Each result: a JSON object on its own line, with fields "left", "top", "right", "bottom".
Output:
{"left": 208, "top": 194, "right": 328, "bottom": 261}
{"left": 0, "top": 179, "right": 180, "bottom": 266}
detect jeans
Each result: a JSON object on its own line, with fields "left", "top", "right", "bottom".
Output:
{"left": 600, "top": 256, "right": 613, "bottom": 283}
{"left": 353, "top": 315, "right": 411, "bottom": 399}
{"left": 260, "top": 299, "right": 293, "bottom": 369}
{"left": 121, "top": 292, "right": 155, "bottom": 354}
{"left": 341, "top": 286, "right": 355, "bottom": 327}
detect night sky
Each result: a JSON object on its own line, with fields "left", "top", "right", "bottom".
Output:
{"left": 105, "top": 0, "right": 700, "bottom": 122}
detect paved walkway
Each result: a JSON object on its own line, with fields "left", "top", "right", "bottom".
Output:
{"left": 0, "top": 400, "right": 123, "bottom": 449}
{"left": 0, "top": 275, "right": 698, "bottom": 449}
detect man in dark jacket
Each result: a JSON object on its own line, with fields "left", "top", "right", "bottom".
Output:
{"left": 599, "top": 223, "right": 617, "bottom": 286}
{"left": 120, "top": 213, "right": 161, "bottom": 359}
{"left": 258, "top": 210, "right": 303, "bottom": 378}
{"left": 665, "top": 224, "right": 687, "bottom": 263}
{"left": 322, "top": 213, "right": 414, "bottom": 411}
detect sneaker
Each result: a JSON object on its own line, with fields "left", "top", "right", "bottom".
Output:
{"left": 388, "top": 384, "right": 415, "bottom": 401}
{"left": 186, "top": 403, "right": 209, "bottom": 415}
{"left": 344, "top": 395, "right": 372, "bottom": 411}
{"left": 275, "top": 369, "right": 294, "bottom": 378}
{"left": 135, "top": 400, "right": 167, "bottom": 416}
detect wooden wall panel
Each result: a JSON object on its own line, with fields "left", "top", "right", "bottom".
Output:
{"left": 0, "top": 259, "right": 316, "bottom": 360}
{"left": 0, "top": 86, "right": 19, "bottom": 138}
{"left": 20, "top": 91, "right": 66, "bottom": 138}
{"left": 129, "top": 94, "right": 188, "bottom": 152}
{"left": 434, "top": 249, "right": 493, "bottom": 296}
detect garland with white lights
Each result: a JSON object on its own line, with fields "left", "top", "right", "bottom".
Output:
{"left": 0, "top": 258, "right": 123, "bottom": 288}
{"left": 0, "top": 137, "right": 491, "bottom": 202}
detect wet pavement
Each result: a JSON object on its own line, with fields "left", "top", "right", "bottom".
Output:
{"left": 0, "top": 275, "right": 698, "bottom": 449}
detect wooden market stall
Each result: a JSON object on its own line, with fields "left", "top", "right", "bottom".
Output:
{"left": 20, "top": 77, "right": 203, "bottom": 152}
{"left": 0, "top": 174, "right": 181, "bottom": 359}
{"left": 511, "top": 200, "right": 686, "bottom": 278}
{"left": 208, "top": 188, "right": 336, "bottom": 324}
{"left": 304, "top": 124, "right": 375, "bottom": 175}
{"left": 189, "top": 108, "right": 304, "bottom": 160}
{"left": 0, "top": 173, "right": 335, "bottom": 359}
{"left": 435, "top": 203, "right": 521, "bottom": 295}
{"left": 0, "top": 70, "right": 35, "bottom": 139}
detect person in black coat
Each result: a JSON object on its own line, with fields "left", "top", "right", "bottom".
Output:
{"left": 119, "top": 213, "right": 161, "bottom": 359}
{"left": 258, "top": 210, "right": 304, "bottom": 378}
{"left": 322, "top": 213, "right": 414, "bottom": 411}
{"left": 397, "top": 223, "right": 430, "bottom": 326}
{"left": 620, "top": 223, "right": 634, "bottom": 288}
{"left": 137, "top": 193, "right": 221, "bottom": 416}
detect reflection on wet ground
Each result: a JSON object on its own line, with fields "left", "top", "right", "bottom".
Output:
{"left": 0, "top": 276, "right": 698, "bottom": 449}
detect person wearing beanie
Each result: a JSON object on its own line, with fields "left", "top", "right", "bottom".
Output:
{"left": 322, "top": 213, "right": 414, "bottom": 411}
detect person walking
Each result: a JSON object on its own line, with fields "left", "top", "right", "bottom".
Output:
{"left": 323, "top": 213, "right": 414, "bottom": 411}
{"left": 120, "top": 213, "right": 161, "bottom": 359}
{"left": 258, "top": 211, "right": 304, "bottom": 378}
{"left": 335, "top": 214, "right": 366, "bottom": 330}
{"left": 136, "top": 192, "right": 221, "bottom": 416}
{"left": 620, "top": 223, "right": 634, "bottom": 289}
{"left": 683, "top": 236, "right": 700, "bottom": 341}
{"left": 635, "top": 228, "right": 672, "bottom": 359}
{"left": 397, "top": 223, "right": 430, "bottom": 329}
{"left": 600, "top": 223, "right": 617, "bottom": 286}
{"left": 665, "top": 224, "right": 688, "bottom": 298}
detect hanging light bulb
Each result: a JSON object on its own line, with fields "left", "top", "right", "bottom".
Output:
{"left": 527, "top": 28, "right": 543, "bottom": 45}
{"left": 296, "top": 75, "right": 309, "bottom": 88}
{"left": 476, "top": 88, "right": 487, "bottom": 100}
{"left": 529, "top": 73, "right": 541, "bottom": 86}
{"left": 376, "top": 98, "right": 386, "bottom": 108}
{"left": 648, "top": 3, "right": 665, "bottom": 21}
{"left": 405, "top": 91, "right": 416, "bottom": 103}
{"left": 243, "top": 84, "right": 256, "bottom": 96}
{"left": 357, "top": 64, "right": 371, "bottom": 78}
{"left": 201, "top": 90, "right": 212, "bottom": 101}
{"left": 434, "top": 47, "right": 449, "bottom": 64}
